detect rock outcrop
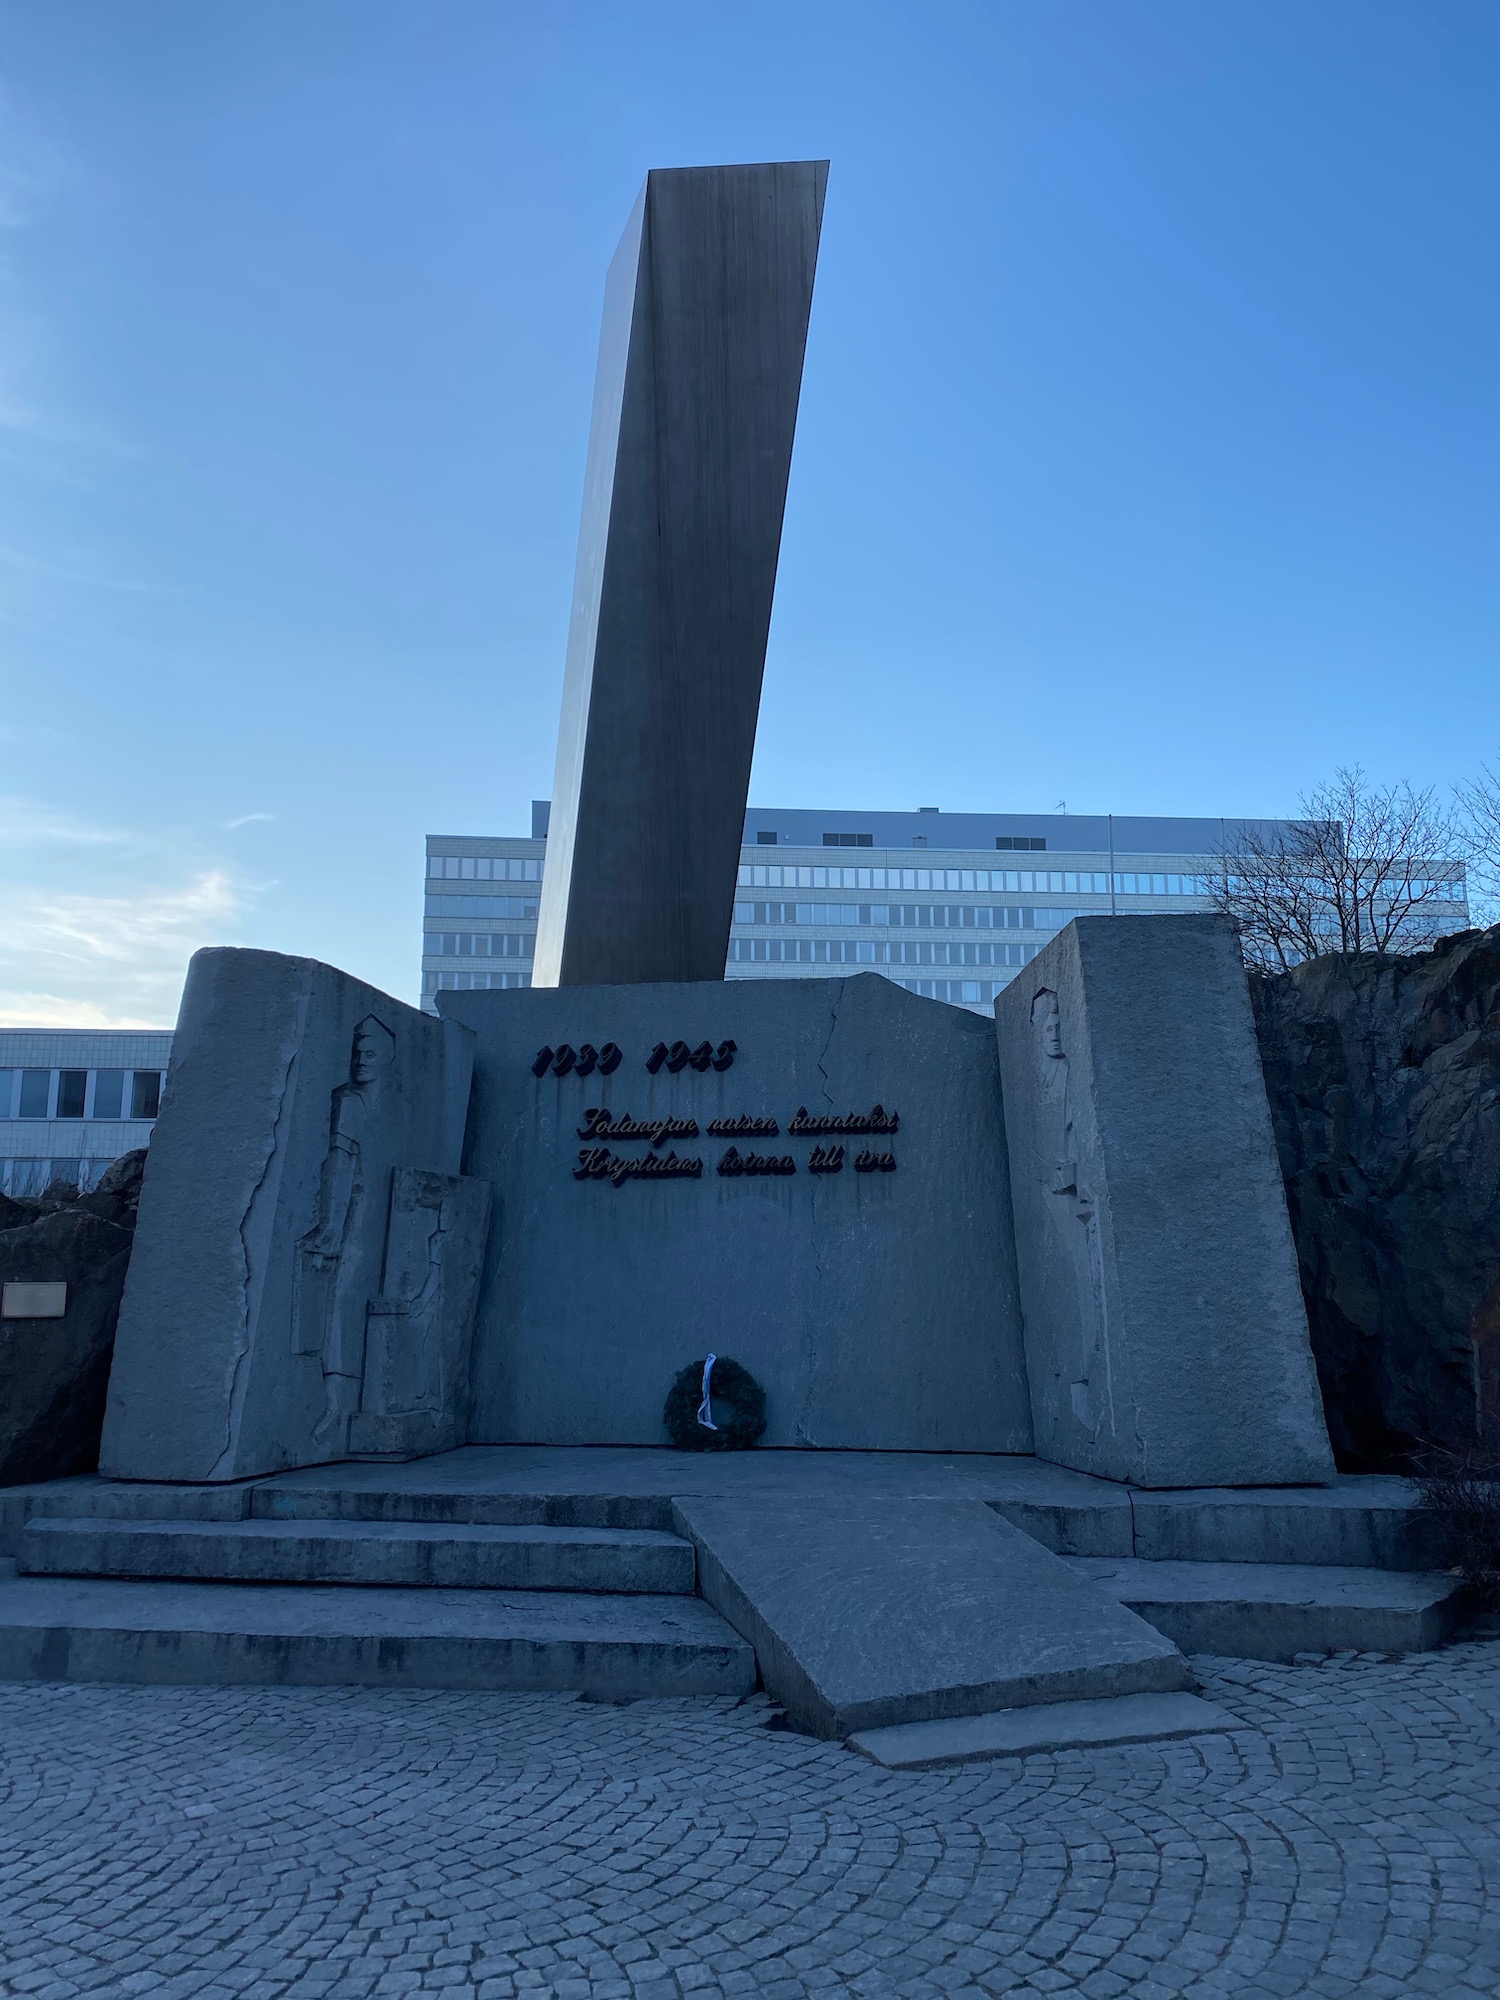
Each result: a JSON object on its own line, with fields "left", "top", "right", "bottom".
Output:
{"left": 1251, "top": 929, "right": 1500, "bottom": 1470}
{"left": 0, "top": 1151, "right": 146, "bottom": 1484}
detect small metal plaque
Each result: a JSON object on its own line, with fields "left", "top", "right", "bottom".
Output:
{"left": 2, "top": 1281, "right": 67, "bottom": 1319}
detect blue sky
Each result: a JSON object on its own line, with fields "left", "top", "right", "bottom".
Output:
{"left": 2, "top": 1, "right": 1497, "bottom": 1025}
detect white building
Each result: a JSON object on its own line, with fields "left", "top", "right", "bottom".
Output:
{"left": 0, "top": 1030, "right": 172, "bottom": 1198}
{"left": 422, "top": 803, "right": 1470, "bottom": 1015}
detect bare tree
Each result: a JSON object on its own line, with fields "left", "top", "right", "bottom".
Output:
{"left": 1207, "top": 766, "right": 1469, "bottom": 971}
{"left": 1455, "top": 758, "right": 1500, "bottom": 928}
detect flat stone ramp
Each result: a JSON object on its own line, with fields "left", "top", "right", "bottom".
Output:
{"left": 0, "top": 1566, "right": 753, "bottom": 1697}
{"left": 672, "top": 1495, "right": 1191, "bottom": 1737}
{"left": 849, "top": 1689, "right": 1236, "bottom": 1768}
{"left": 1069, "top": 1557, "right": 1467, "bottom": 1659}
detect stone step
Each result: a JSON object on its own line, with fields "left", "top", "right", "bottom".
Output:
{"left": 848, "top": 1690, "right": 1238, "bottom": 1769}
{"left": 1066, "top": 1557, "right": 1466, "bottom": 1660}
{"left": 19, "top": 1517, "right": 695, "bottom": 1595}
{"left": 0, "top": 1456, "right": 1445, "bottom": 1577}
{"left": 241, "top": 1447, "right": 1138, "bottom": 1555}
{"left": 1128, "top": 1479, "right": 1445, "bottom": 1571}
{"left": 0, "top": 1563, "right": 753, "bottom": 1696}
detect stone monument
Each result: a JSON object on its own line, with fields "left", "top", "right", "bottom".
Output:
{"left": 92, "top": 162, "right": 1337, "bottom": 1498}
{"left": 533, "top": 160, "right": 827, "bottom": 989}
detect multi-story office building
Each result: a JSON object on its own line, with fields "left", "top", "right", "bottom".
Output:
{"left": 0, "top": 1029, "right": 172, "bottom": 1198}
{"left": 423, "top": 803, "right": 1471, "bottom": 1016}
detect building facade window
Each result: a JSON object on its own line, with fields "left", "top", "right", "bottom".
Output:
{"left": 55, "top": 1071, "right": 87, "bottom": 1119}
{"left": 92, "top": 1071, "right": 125, "bottom": 1119}
{"left": 130, "top": 1071, "right": 162, "bottom": 1120}
{"left": 18, "top": 1070, "right": 50, "bottom": 1118}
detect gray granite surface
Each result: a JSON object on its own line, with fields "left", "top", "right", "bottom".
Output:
{"left": 995, "top": 914, "right": 1334, "bottom": 1487}
{"left": 445, "top": 974, "right": 1033, "bottom": 1453}
{"left": 100, "top": 949, "right": 474, "bottom": 1483}
{"left": 673, "top": 1492, "right": 1189, "bottom": 1736}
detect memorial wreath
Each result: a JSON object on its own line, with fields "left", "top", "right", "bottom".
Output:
{"left": 663, "top": 1354, "right": 767, "bottom": 1452}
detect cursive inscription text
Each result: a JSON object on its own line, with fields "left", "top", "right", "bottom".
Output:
{"left": 706, "top": 1113, "right": 780, "bottom": 1137}
{"left": 578, "top": 1108, "right": 700, "bottom": 1149}
{"left": 573, "top": 1147, "right": 703, "bottom": 1187}
{"left": 717, "top": 1146, "right": 796, "bottom": 1178}
{"left": 788, "top": 1104, "right": 899, "bottom": 1135}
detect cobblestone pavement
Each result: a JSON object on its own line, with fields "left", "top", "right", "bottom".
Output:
{"left": 2, "top": 1642, "right": 1500, "bottom": 1999}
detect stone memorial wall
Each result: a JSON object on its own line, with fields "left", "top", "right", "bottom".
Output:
{"left": 444, "top": 972, "right": 1035, "bottom": 1453}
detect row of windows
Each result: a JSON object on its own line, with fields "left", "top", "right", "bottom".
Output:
{"left": 757, "top": 831, "right": 1051, "bottom": 854}
{"left": 733, "top": 901, "right": 1075, "bottom": 931}
{"left": 423, "top": 932, "right": 536, "bottom": 959}
{"left": 427, "top": 850, "right": 1462, "bottom": 903}
{"left": 895, "top": 978, "right": 1008, "bottom": 1005}
{"left": 422, "top": 971, "right": 533, "bottom": 993}
{"left": 737, "top": 863, "right": 1213, "bottom": 896}
{"left": 728, "top": 938, "right": 1041, "bottom": 969}
{"left": 1, "top": 1156, "right": 123, "bottom": 1198}
{"left": 1221, "top": 876, "right": 1466, "bottom": 902}
{"left": 428, "top": 856, "right": 543, "bottom": 882}
{"left": 0, "top": 1068, "right": 163, "bottom": 1122}
{"left": 425, "top": 896, "right": 540, "bottom": 920}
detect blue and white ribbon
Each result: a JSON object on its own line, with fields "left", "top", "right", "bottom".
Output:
{"left": 696, "top": 1352, "right": 718, "bottom": 1430}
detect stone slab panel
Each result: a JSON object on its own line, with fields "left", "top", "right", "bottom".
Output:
{"left": 100, "top": 948, "right": 475, "bottom": 1483}
{"left": 1068, "top": 1556, "right": 1466, "bottom": 1660}
{"left": 20, "top": 1515, "right": 694, "bottom": 1594}
{"left": 444, "top": 974, "right": 1033, "bottom": 1453}
{"left": 0, "top": 1574, "right": 753, "bottom": 1695}
{"left": 849, "top": 1690, "right": 1236, "bottom": 1768}
{"left": 995, "top": 915, "right": 1334, "bottom": 1487}
{"left": 534, "top": 162, "right": 826, "bottom": 988}
{"left": 672, "top": 1493, "right": 1190, "bottom": 1737}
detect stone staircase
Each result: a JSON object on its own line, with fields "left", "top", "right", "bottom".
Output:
{"left": 0, "top": 1448, "right": 1469, "bottom": 1756}
{"left": 0, "top": 1500, "right": 754, "bottom": 1699}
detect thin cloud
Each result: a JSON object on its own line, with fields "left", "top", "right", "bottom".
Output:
{"left": 225, "top": 812, "right": 277, "bottom": 830}
{"left": 0, "top": 869, "right": 251, "bottom": 1028}
{"left": 0, "top": 795, "right": 142, "bottom": 850}
{"left": 0, "top": 993, "right": 170, "bottom": 1031}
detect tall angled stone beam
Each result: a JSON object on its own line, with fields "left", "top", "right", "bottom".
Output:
{"left": 533, "top": 160, "right": 828, "bottom": 987}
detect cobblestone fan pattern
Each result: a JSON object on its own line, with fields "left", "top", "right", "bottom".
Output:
{"left": 3, "top": 1644, "right": 1500, "bottom": 1999}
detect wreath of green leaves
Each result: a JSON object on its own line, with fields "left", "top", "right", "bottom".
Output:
{"left": 663, "top": 1355, "right": 768, "bottom": 1452}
